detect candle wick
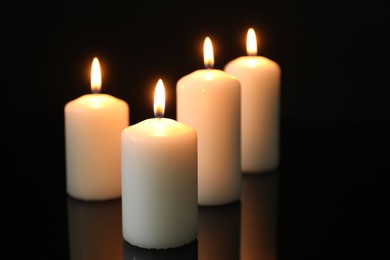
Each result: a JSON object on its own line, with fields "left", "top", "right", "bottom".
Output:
{"left": 91, "top": 88, "right": 101, "bottom": 94}
{"left": 154, "top": 109, "right": 164, "bottom": 119}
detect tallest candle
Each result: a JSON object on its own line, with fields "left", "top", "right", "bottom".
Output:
{"left": 65, "top": 57, "right": 129, "bottom": 201}
{"left": 224, "top": 28, "right": 281, "bottom": 173}
{"left": 177, "top": 37, "right": 241, "bottom": 206}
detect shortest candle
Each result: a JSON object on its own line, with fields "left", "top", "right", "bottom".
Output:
{"left": 121, "top": 79, "right": 198, "bottom": 249}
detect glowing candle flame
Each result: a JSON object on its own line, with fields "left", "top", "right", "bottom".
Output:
{"left": 154, "top": 79, "right": 165, "bottom": 119}
{"left": 203, "top": 37, "right": 214, "bottom": 69}
{"left": 246, "top": 28, "right": 258, "bottom": 56}
{"left": 91, "top": 57, "right": 102, "bottom": 93}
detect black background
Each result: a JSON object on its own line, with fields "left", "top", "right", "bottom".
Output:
{"left": 1, "top": 1, "right": 388, "bottom": 259}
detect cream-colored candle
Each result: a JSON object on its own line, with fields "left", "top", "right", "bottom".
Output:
{"left": 121, "top": 79, "right": 198, "bottom": 249}
{"left": 177, "top": 37, "right": 241, "bottom": 206}
{"left": 65, "top": 57, "right": 129, "bottom": 200}
{"left": 224, "top": 28, "right": 281, "bottom": 173}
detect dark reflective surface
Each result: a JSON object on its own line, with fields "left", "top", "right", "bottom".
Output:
{"left": 66, "top": 173, "right": 278, "bottom": 260}
{"left": 241, "top": 173, "right": 278, "bottom": 260}
{"left": 198, "top": 200, "right": 241, "bottom": 260}
{"left": 67, "top": 198, "right": 123, "bottom": 260}
{"left": 123, "top": 239, "right": 198, "bottom": 260}
{"left": 2, "top": 121, "right": 385, "bottom": 259}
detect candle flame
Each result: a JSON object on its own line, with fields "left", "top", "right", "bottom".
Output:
{"left": 246, "top": 28, "right": 258, "bottom": 56}
{"left": 91, "top": 57, "right": 102, "bottom": 93}
{"left": 203, "top": 37, "right": 214, "bottom": 69}
{"left": 154, "top": 79, "right": 165, "bottom": 119}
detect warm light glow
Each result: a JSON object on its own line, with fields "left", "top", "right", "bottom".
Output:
{"left": 91, "top": 57, "right": 102, "bottom": 93}
{"left": 154, "top": 79, "right": 165, "bottom": 118}
{"left": 203, "top": 37, "right": 214, "bottom": 69}
{"left": 246, "top": 28, "right": 258, "bottom": 56}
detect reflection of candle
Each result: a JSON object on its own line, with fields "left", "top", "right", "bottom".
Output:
{"left": 121, "top": 79, "right": 198, "bottom": 249}
{"left": 240, "top": 173, "right": 278, "bottom": 260}
{"left": 177, "top": 37, "right": 241, "bottom": 206}
{"left": 65, "top": 57, "right": 129, "bottom": 200}
{"left": 67, "top": 197, "right": 122, "bottom": 260}
{"left": 224, "top": 28, "right": 281, "bottom": 173}
{"left": 123, "top": 240, "right": 198, "bottom": 259}
{"left": 198, "top": 202, "right": 241, "bottom": 259}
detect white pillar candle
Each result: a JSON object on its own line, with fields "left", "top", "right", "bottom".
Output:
{"left": 65, "top": 57, "right": 129, "bottom": 200}
{"left": 224, "top": 28, "right": 281, "bottom": 173}
{"left": 177, "top": 37, "right": 241, "bottom": 206}
{"left": 121, "top": 79, "right": 198, "bottom": 249}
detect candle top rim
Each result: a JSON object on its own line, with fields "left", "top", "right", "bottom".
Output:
{"left": 72, "top": 93, "right": 124, "bottom": 101}
{"left": 233, "top": 55, "right": 276, "bottom": 62}
{"left": 188, "top": 68, "right": 237, "bottom": 77}
{"left": 179, "top": 68, "right": 239, "bottom": 84}
{"left": 65, "top": 93, "right": 128, "bottom": 110}
{"left": 123, "top": 118, "right": 196, "bottom": 138}
{"left": 225, "top": 55, "right": 280, "bottom": 68}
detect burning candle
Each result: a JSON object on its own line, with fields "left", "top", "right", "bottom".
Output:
{"left": 177, "top": 37, "right": 241, "bottom": 206}
{"left": 64, "top": 57, "right": 129, "bottom": 200}
{"left": 224, "top": 28, "right": 281, "bottom": 173}
{"left": 121, "top": 79, "right": 198, "bottom": 249}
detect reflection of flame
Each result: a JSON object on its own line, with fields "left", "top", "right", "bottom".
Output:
{"left": 154, "top": 79, "right": 165, "bottom": 119}
{"left": 246, "top": 28, "right": 258, "bottom": 56}
{"left": 91, "top": 57, "right": 102, "bottom": 93}
{"left": 203, "top": 37, "right": 214, "bottom": 69}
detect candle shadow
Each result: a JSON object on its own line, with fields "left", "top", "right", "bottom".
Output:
{"left": 67, "top": 197, "right": 123, "bottom": 260}
{"left": 122, "top": 239, "right": 198, "bottom": 259}
{"left": 198, "top": 200, "right": 241, "bottom": 259}
{"left": 240, "top": 171, "right": 279, "bottom": 260}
